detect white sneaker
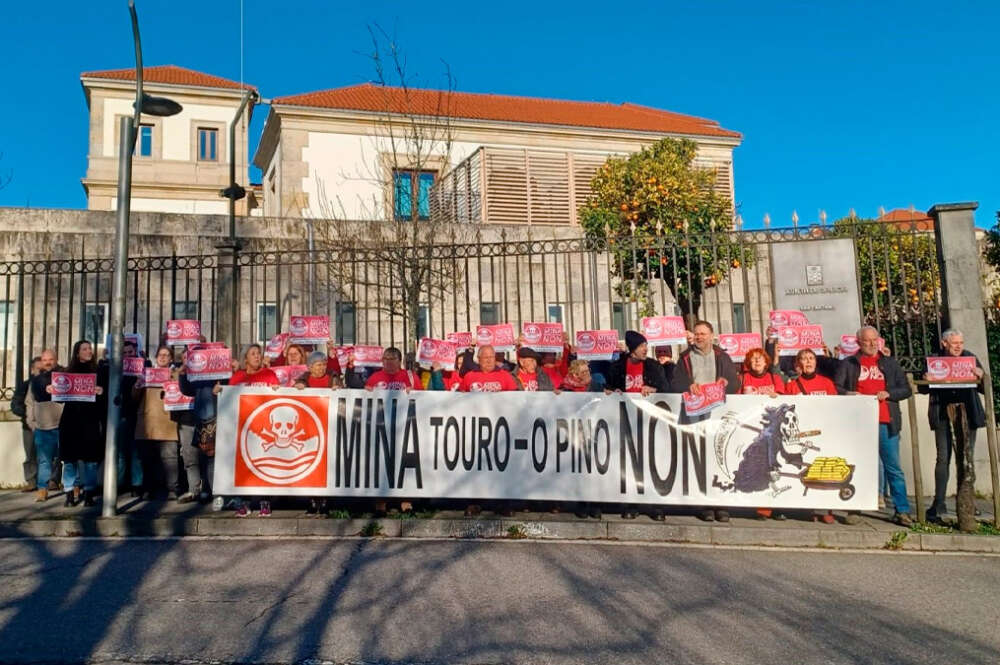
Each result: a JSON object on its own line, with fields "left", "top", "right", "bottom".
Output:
{"left": 878, "top": 496, "right": 886, "bottom": 510}
{"left": 211, "top": 496, "right": 224, "bottom": 512}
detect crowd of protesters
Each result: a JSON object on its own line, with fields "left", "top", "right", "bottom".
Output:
{"left": 11, "top": 317, "right": 985, "bottom": 530}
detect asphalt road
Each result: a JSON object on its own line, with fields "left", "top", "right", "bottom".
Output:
{"left": 0, "top": 538, "right": 997, "bottom": 665}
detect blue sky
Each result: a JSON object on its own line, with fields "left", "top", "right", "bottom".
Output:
{"left": 1, "top": 1, "right": 997, "bottom": 228}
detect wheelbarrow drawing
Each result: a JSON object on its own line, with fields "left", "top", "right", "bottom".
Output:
{"left": 797, "top": 456, "right": 856, "bottom": 501}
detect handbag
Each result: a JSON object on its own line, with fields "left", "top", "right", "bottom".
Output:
{"left": 196, "top": 419, "right": 217, "bottom": 457}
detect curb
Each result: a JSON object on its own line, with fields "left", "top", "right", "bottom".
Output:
{"left": 1, "top": 516, "right": 998, "bottom": 553}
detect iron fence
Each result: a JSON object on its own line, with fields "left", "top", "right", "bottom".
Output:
{"left": 0, "top": 218, "right": 945, "bottom": 398}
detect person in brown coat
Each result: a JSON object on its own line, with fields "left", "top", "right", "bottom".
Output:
{"left": 134, "top": 346, "right": 180, "bottom": 499}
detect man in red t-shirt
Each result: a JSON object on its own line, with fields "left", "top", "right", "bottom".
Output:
{"left": 460, "top": 345, "right": 519, "bottom": 392}
{"left": 834, "top": 325, "right": 912, "bottom": 525}
{"left": 365, "top": 347, "right": 423, "bottom": 392}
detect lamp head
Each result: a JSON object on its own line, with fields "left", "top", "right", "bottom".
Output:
{"left": 135, "top": 93, "right": 182, "bottom": 117}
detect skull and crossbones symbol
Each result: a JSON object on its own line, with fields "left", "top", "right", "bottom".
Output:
{"left": 258, "top": 405, "right": 308, "bottom": 452}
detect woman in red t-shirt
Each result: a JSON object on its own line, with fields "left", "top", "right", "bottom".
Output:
{"left": 228, "top": 344, "right": 279, "bottom": 518}
{"left": 739, "top": 348, "right": 785, "bottom": 396}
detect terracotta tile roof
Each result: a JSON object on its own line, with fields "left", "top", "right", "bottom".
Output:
{"left": 81, "top": 65, "right": 255, "bottom": 91}
{"left": 272, "top": 83, "right": 740, "bottom": 139}
{"left": 877, "top": 208, "right": 934, "bottom": 231}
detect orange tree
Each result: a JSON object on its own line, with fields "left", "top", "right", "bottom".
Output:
{"left": 579, "top": 138, "right": 753, "bottom": 317}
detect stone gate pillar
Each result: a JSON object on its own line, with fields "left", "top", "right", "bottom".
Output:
{"left": 928, "top": 202, "right": 989, "bottom": 372}
{"left": 215, "top": 241, "right": 242, "bottom": 352}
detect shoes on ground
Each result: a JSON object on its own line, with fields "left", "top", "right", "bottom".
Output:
{"left": 714, "top": 510, "right": 730, "bottom": 523}
{"left": 698, "top": 509, "right": 715, "bottom": 522}
{"left": 842, "top": 512, "right": 863, "bottom": 525}
{"left": 259, "top": 500, "right": 272, "bottom": 517}
{"left": 894, "top": 512, "right": 913, "bottom": 527}
{"left": 211, "top": 496, "right": 225, "bottom": 512}
{"left": 234, "top": 502, "right": 250, "bottom": 518}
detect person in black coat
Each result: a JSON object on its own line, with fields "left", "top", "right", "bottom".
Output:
{"left": 606, "top": 331, "right": 670, "bottom": 395}
{"left": 56, "top": 340, "right": 108, "bottom": 507}
{"left": 916, "top": 329, "right": 986, "bottom": 523}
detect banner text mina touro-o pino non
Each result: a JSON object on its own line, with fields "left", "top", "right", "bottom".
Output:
{"left": 214, "top": 388, "right": 879, "bottom": 510}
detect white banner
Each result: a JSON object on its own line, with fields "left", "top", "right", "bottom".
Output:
{"left": 214, "top": 388, "right": 878, "bottom": 510}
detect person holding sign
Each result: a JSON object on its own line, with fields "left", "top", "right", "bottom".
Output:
{"left": 917, "top": 329, "right": 986, "bottom": 525}
{"left": 365, "top": 347, "right": 423, "bottom": 391}
{"left": 25, "top": 349, "right": 64, "bottom": 502}
{"left": 834, "top": 325, "right": 913, "bottom": 526}
{"left": 459, "top": 346, "right": 519, "bottom": 393}
{"left": 228, "top": 345, "right": 281, "bottom": 517}
{"left": 606, "top": 331, "right": 670, "bottom": 396}
{"left": 511, "top": 348, "right": 557, "bottom": 392}
{"left": 52, "top": 340, "right": 107, "bottom": 507}
{"left": 738, "top": 349, "right": 785, "bottom": 396}
{"left": 133, "top": 346, "right": 180, "bottom": 500}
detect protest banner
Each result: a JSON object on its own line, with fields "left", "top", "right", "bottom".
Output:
{"left": 446, "top": 332, "right": 475, "bottom": 347}
{"left": 265, "top": 333, "right": 289, "bottom": 360}
{"left": 272, "top": 364, "right": 307, "bottom": 387}
{"left": 641, "top": 316, "right": 687, "bottom": 346}
{"left": 574, "top": 330, "right": 619, "bottom": 360}
{"left": 186, "top": 347, "right": 232, "bottom": 381}
{"left": 838, "top": 334, "right": 885, "bottom": 359}
{"left": 769, "top": 310, "right": 809, "bottom": 327}
{"left": 926, "top": 356, "right": 978, "bottom": 388}
{"left": 776, "top": 325, "right": 826, "bottom": 356}
{"left": 521, "top": 322, "right": 564, "bottom": 353}
{"left": 682, "top": 382, "right": 728, "bottom": 417}
{"left": 143, "top": 367, "right": 171, "bottom": 388}
{"left": 289, "top": 316, "right": 330, "bottom": 345}
{"left": 162, "top": 380, "right": 194, "bottom": 411}
{"left": 165, "top": 319, "right": 201, "bottom": 346}
{"left": 122, "top": 357, "right": 145, "bottom": 377}
{"left": 353, "top": 345, "right": 384, "bottom": 368}
{"left": 214, "top": 388, "right": 878, "bottom": 511}
{"left": 333, "top": 346, "right": 352, "bottom": 369}
{"left": 50, "top": 372, "right": 97, "bottom": 403}
{"left": 476, "top": 324, "right": 516, "bottom": 352}
{"left": 718, "top": 333, "right": 762, "bottom": 362}
{"left": 417, "top": 338, "right": 458, "bottom": 370}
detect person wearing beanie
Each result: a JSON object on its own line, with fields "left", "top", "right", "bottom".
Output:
{"left": 606, "top": 331, "right": 670, "bottom": 396}
{"left": 511, "top": 347, "right": 556, "bottom": 391}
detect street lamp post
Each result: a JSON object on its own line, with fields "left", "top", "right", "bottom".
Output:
{"left": 102, "top": 0, "right": 182, "bottom": 517}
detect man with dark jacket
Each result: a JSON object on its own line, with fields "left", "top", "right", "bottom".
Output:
{"left": 510, "top": 347, "right": 556, "bottom": 391}
{"left": 10, "top": 356, "right": 41, "bottom": 491}
{"left": 606, "top": 331, "right": 670, "bottom": 395}
{"left": 917, "top": 329, "right": 985, "bottom": 524}
{"left": 669, "top": 320, "right": 740, "bottom": 523}
{"left": 834, "top": 325, "right": 913, "bottom": 525}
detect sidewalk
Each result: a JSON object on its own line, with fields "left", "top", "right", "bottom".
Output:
{"left": 1, "top": 490, "right": 997, "bottom": 553}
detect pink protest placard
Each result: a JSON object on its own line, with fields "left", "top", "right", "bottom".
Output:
{"left": 682, "top": 382, "right": 727, "bottom": 417}
{"left": 185, "top": 347, "right": 232, "bottom": 381}
{"left": 574, "top": 330, "right": 620, "bottom": 361}
{"left": 143, "top": 367, "right": 171, "bottom": 388}
{"left": 417, "top": 337, "right": 458, "bottom": 370}
{"left": 641, "top": 316, "right": 687, "bottom": 345}
{"left": 353, "top": 345, "right": 384, "bottom": 368}
{"left": 272, "top": 364, "right": 307, "bottom": 387}
{"left": 50, "top": 372, "right": 97, "bottom": 403}
{"left": 162, "top": 380, "right": 194, "bottom": 412}
{"left": 189, "top": 342, "right": 226, "bottom": 351}
{"left": 776, "top": 325, "right": 826, "bottom": 356}
{"left": 122, "top": 356, "right": 145, "bottom": 377}
{"left": 476, "top": 323, "right": 516, "bottom": 352}
{"left": 288, "top": 315, "right": 330, "bottom": 345}
{"left": 165, "top": 319, "right": 202, "bottom": 346}
{"left": 264, "top": 333, "right": 289, "bottom": 360}
{"left": 521, "top": 322, "right": 564, "bottom": 353}
{"left": 718, "top": 333, "right": 762, "bottom": 362}
{"left": 769, "top": 310, "right": 810, "bottom": 327}
{"left": 926, "top": 356, "right": 978, "bottom": 387}
{"left": 446, "top": 332, "right": 475, "bottom": 348}
{"left": 838, "top": 334, "right": 886, "bottom": 359}
{"left": 333, "top": 346, "right": 353, "bottom": 369}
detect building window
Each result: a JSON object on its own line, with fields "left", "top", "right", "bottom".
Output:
{"left": 0, "top": 301, "right": 15, "bottom": 350}
{"left": 393, "top": 169, "right": 435, "bottom": 220}
{"left": 135, "top": 124, "right": 153, "bottom": 157}
{"left": 173, "top": 301, "right": 199, "bottom": 321}
{"left": 198, "top": 128, "right": 218, "bottom": 161}
{"left": 416, "top": 303, "right": 431, "bottom": 340}
{"left": 480, "top": 302, "right": 500, "bottom": 326}
{"left": 335, "top": 302, "right": 356, "bottom": 345}
{"left": 732, "top": 303, "right": 747, "bottom": 334}
{"left": 82, "top": 303, "right": 108, "bottom": 345}
{"left": 257, "top": 302, "right": 277, "bottom": 343}
{"left": 546, "top": 303, "right": 564, "bottom": 324}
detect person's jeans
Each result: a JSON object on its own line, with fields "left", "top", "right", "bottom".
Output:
{"left": 22, "top": 428, "right": 38, "bottom": 487}
{"left": 879, "top": 424, "right": 910, "bottom": 514}
{"left": 64, "top": 461, "right": 99, "bottom": 490}
{"left": 33, "top": 429, "right": 59, "bottom": 490}
{"left": 930, "top": 425, "right": 978, "bottom": 517}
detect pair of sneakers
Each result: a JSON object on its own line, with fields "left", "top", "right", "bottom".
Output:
{"left": 235, "top": 500, "right": 271, "bottom": 517}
